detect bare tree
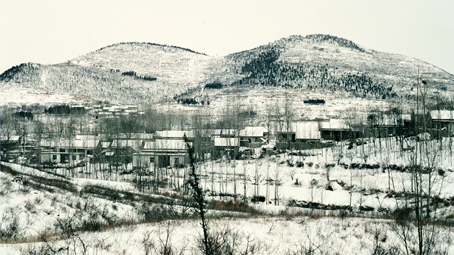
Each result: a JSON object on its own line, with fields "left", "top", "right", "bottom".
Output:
{"left": 392, "top": 76, "right": 451, "bottom": 255}
{"left": 283, "top": 91, "right": 294, "bottom": 137}
{"left": 184, "top": 136, "right": 211, "bottom": 255}
{"left": 0, "top": 109, "right": 16, "bottom": 161}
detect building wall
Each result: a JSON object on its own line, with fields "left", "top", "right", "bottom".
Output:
{"left": 321, "top": 130, "right": 360, "bottom": 141}
{"left": 133, "top": 154, "right": 186, "bottom": 168}
{"left": 240, "top": 137, "right": 264, "bottom": 148}
{"left": 133, "top": 154, "right": 155, "bottom": 169}
{"left": 40, "top": 152, "right": 87, "bottom": 165}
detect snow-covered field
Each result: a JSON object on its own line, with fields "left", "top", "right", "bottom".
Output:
{"left": 193, "top": 86, "right": 392, "bottom": 121}
{"left": 0, "top": 168, "right": 139, "bottom": 239}
{"left": 2, "top": 216, "right": 454, "bottom": 254}
{"left": 1, "top": 136, "right": 454, "bottom": 254}
{"left": 0, "top": 85, "right": 86, "bottom": 108}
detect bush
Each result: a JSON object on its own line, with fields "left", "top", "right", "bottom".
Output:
{"left": 303, "top": 99, "right": 325, "bottom": 105}
{"left": 19, "top": 244, "right": 56, "bottom": 255}
{"left": 122, "top": 71, "right": 137, "bottom": 77}
{"left": 140, "top": 204, "right": 181, "bottom": 222}
{"left": 1, "top": 215, "right": 20, "bottom": 240}
{"left": 44, "top": 105, "right": 86, "bottom": 115}
{"left": 41, "top": 160, "right": 56, "bottom": 168}
{"left": 208, "top": 200, "right": 258, "bottom": 213}
{"left": 196, "top": 224, "right": 262, "bottom": 255}
{"left": 141, "top": 75, "right": 157, "bottom": 81}
{"left": 205, "top": 82, "right": 223, "bottom": 89}
{"left": 81, "top": 217, "right": 102, "bottom": 232}
{"left": 14, "top": 111, "right": 34, "bottom": 120}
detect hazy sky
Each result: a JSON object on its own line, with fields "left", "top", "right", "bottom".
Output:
{"left": 1, "top": 0, "right": 453, "bottom": 74}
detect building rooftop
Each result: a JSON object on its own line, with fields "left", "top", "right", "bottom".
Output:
{"left": 155, "top": 130, "right": 194, "bottom": 139}
{"left": 143, "top": 139, "right": 190, "bottom": 151}
{"left": 239, "top": 127, "right": 268, "bottom": 137}
{"left": 214, "top": 137, "right": 240, "bottom": 147}
{"left": 319, "top": 119, "right": 350, "bottom": 130}
{"left": 430, "top": 110, "right": 454, "bottom": 121}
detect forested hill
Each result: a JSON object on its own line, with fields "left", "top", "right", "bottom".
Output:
{"left": 222, "top": 34, "right": 454, "bottom": 100}
{"left": 1, "top": 35, "right": 453, "bottom": 106}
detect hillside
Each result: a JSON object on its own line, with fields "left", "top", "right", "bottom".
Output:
{"left": 1, "top": 35, "right": 453, "bottom": 107}
{"left": 0, "top": 62, "right": 193, "bottom": 105}
{"left": 222, "top": 34, "right": 454, "bottom": 100}
{"left": 69, "top": 42, "right": 215, "bottom": 86}
{"left": 0, "top": 43, "right": 217, "bottom": 106}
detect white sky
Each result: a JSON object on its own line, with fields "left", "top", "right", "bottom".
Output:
{"left": 1, "top": 0, "right": 453, "bottom": 74}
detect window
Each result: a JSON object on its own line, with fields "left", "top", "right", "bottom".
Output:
{"left": 52, "top": 155, "right": 57, "bottom": 160}
{"left": 59, "top": 149, "right": 66, "bottom": 153}
{"left": 149, "top": 157, "right": 154, "bottom": 163}
{"left": 174, "top": 158, "right": 180, "bottom": 166}
{"left": 87, "top": 150, "right": 93, "bottom": 155}
{"left": 79, "top": 154, "right": 85, "bottom": 160}
{"left": 72, "top": 155, "right": 77, "bottom": 161}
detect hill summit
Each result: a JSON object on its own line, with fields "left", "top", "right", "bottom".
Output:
{"left": 1, "top": 34, "right": 453, "bottom": 107}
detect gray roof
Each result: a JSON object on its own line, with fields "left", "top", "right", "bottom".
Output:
{"left": 142, "top": 139, "right": 190, "bottom": 151}
{"left": 319, "top": 119, "right": 350, "bottom": 130}
{"left": 155, "top": 130, "right": 194, "bottom": 139}
{"left": 111, "top": 139, "right": 142, "bottom": 151}
{"left": 1, "top": 135, "right": 20, "bottom": 142}
{"left": 40, "top": 137, "right": 99, "bottom": 148}
{"left": 240, "top": 127, "right": 268, "bottom": 137}
{"left": 214, "top": 137, "right": 239, "bottom": 147}
{"left": 430, "top": 110, "right": 454, "bottom": 121}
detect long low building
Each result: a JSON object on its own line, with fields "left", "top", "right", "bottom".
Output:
{"left": 319, "top": 119, "right": 360, "bottom": 141}
{"left": 39, "top": 135, "right": 100, "bottom": 165}
{"left": 133, "top": 139, "right": 190, "bottom": 169}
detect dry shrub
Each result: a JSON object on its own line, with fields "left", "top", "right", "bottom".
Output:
{"left": 208, "top": 200, "right": 259, "bottom": 214}
{"left": 196, "top": 223, "right": 262, "bottom": 255}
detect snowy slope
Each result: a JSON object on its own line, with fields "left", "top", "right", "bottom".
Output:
{"left": 2, "top": 34, "right": 453, "bottom": 107}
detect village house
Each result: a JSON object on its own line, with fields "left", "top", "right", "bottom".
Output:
{"left": 133, "top": 139, "right": 190, "bottom": 169}
{"left": 39, "top": 135, "right": 100, "bottom": 165}
{"left": 92, "top": 133, "right": 154, "bottom": 166}
{"left": 365, "top": 114, "right": 411, "bottom": 137}
{"left": 1, "top": 135, "right": 23, "bottom": 161}
{"left": 430, "top": 110, "right": 454, "bottom": 137}
{"left": 213, "top": 137, "right": 240, "bottom": 158}
{"left": 239, "top": 126, "right": 268, "bottom": 147}
{"left": 320, "top": 119, "right": 359, "bottom": 141}
{"left": 274, "top": 121, "right": 322, "bottom": 150}
{"left": 91, "top": 104, "right": 140, "bottom": 120}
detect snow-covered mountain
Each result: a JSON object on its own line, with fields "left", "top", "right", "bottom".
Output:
{"left": 1, "top": 35, "right": 453, "bottom": 107}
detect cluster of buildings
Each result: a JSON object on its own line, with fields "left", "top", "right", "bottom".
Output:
{"left": 89, "top": 104, "right": 140, "bottom": 119}
{"left": 2, "top": 108, "right": 453, "bottom": 170}
{"left": 38, "top": 127, "right": 271, "bottom": 170}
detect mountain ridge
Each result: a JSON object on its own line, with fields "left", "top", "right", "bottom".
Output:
{"left": 1, "top": 34, "right": 453, "bottom": 107}
{"left": 95, "top": 42, "right": 208, "bottom": 56}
